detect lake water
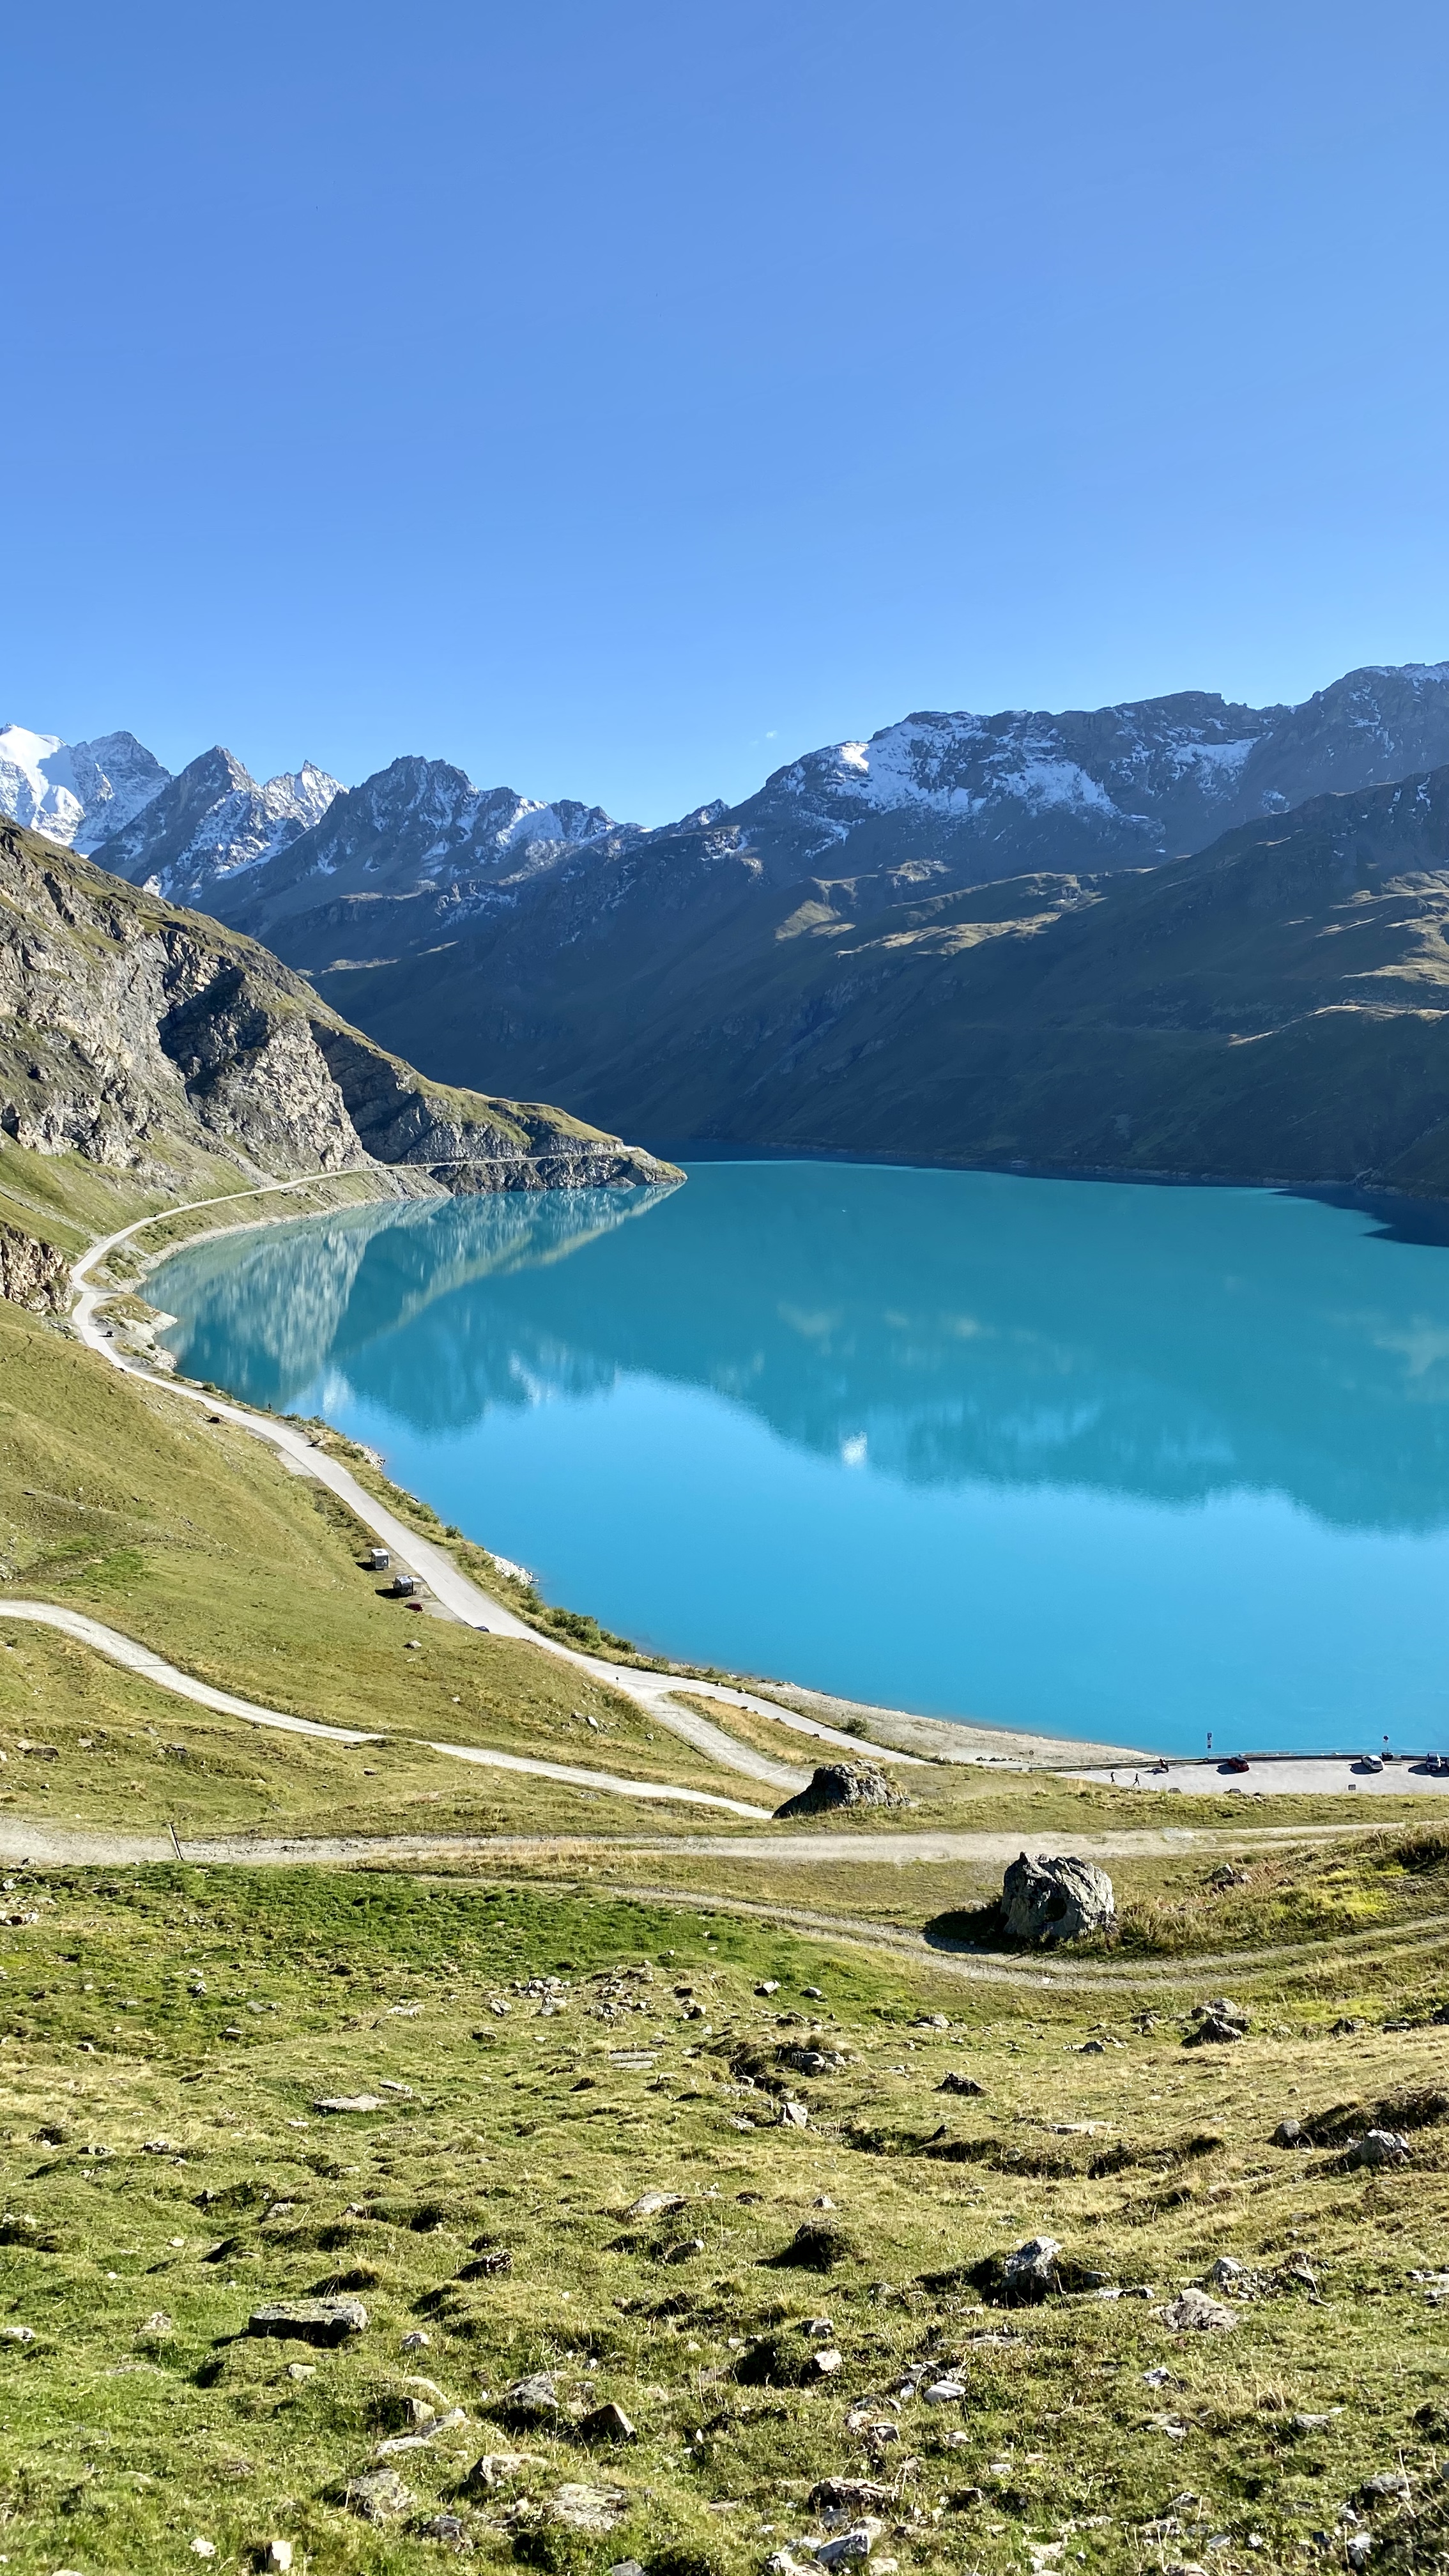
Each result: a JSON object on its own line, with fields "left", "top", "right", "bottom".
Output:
{"left": 152, "top": 1162, "right": 1449, "bottom": 1756}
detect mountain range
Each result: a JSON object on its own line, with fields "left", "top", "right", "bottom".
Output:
{"left": 12, "top": 658, "right": 1449, "bottom": 1192}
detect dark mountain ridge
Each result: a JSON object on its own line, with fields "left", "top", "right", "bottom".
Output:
{"left": 315, "top": 761, "right": 1449, "bottom": 1199}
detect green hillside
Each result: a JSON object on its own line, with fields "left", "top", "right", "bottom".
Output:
{"left": 321, "top": 767, "right": 1449, "bottom": 1194}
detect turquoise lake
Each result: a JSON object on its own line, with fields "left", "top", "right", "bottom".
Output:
{"left": 153, "top": 1162, "right": 1449, "bottom": 1756}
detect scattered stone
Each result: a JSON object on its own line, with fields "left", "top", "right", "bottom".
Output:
{"left": 774, "top": 1764, "right": 907, "bottom": 1820}
{"left": 313, "top": 2094, "right": 384, "bottom": 2114}
{"left": 815, "top": 2522, "right": 882, "bottom": 2564}
{"left": 662, "top": 2237, "right": 705, "bottom": 2264}
{"left": 1346, "top": 2130, "right": 1411, "bottom": 2169}
{"left": 1000, "top": 1854, "right": 1115, "bottom": 1945}
{"left": 1199, "top": 2258, "right": 1268, "bottom": 2297}
{"left": 802, "top": 2317, "right": 835, "bottom": 2337}
{"left": 807, "top": 2349, "right": 843, "bottom": 2379}
{"left": 923, "top": 2377, "right": 969, "bottom": 2404}
{"left": 376, "top": 2408, "right": 470, "bottom": 2457}
{"left": 916, "top": 2014, "right": 950, "bottom": 2030}
{"left": 1186, "top": 1999, "right": 1250, "bottom": 2048}
{"left": 779, "top": 2100, "right": 810, "bottom": 2129}
{"left": 415, "top": 2519, "right": 471, "bottom": 2553}
{"left": 783, "top": 2046, "right": 848, "bottom": 2075}
{"left": 1000, "top": 2236, "right": 1064, "bottom": 2302}
{"left": 1361, "top": 2471, "right": 1412, "bottom": 2503}
{"left": 190, "top": 2543, "right": 217, "bottom": 2561}
{"left": 629, "top": 2191, "right": 686, "bottom": 2218}
{"left": 249, "top": 2296, "right": 368, "bottom": 2345}
{"left": 137, "top": 2310, "right": 173, "bottom": 2339}
{"left": 262, "top": 2545, "right": 293, "bottom": 2573}
{"left": 608, "top": 2561, "right": 645, "bottom": 2576}
{"left": 400, "top": 2330, "right": 431, "bottom": 2352}
{"left": 937, "top": 2071, "right": 985, "bottom": 2097}
{"left": 766, "top": 2223, "right": 855, "bottom": 2271}
{"left": 286, "top": 2364, "right": 315, "bottom": 2382}
{"left": 0, "top": 2325, "right": 34, "bottom": 2343}
{"left": 803, "top": 1986, "right": 824, "bottom": 1999}
{"left": 466, "top": 2451, "right": 548, "bottom": 2489}
{"left": 1162, "top": 2289, "right": 1238, "bottom": 2332}
{"left": 346, "top": 2467, "right": 414, "bottom": 2524}
{"left": 500, "top": 2369, "right": 558, "bottom": 2418}
{"left": 756, "top": 1981, "right": 781, "bottom": 1996}
{"left": 1272, "top": 2118, "right": 1306, "bottom": 2147}
{"left": 811, "top": 2481, "right": 894, "bottom": 2517}
{"left": 548, "top": 2481, "right": 629, "bottom": 2533}
{"left": 579, "top": 2400, "right": 636, "bottom": 2442}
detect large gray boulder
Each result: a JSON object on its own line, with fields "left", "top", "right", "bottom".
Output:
{"left": 774, "top": 1763, "right": 907, "bottom": 1820}
{"left": 999, "top": 1853, "right": 1115, "bottom": 1945}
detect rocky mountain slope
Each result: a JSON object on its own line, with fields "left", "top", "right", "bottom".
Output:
{"left": 89, "top": 745, "right": 342, "bottom": 905}
{"left": 0, "top": 817, "right": 675, "bottom": 1213}
{"left": 33, "top": 661, "right": 1449, "bottom": 982}
{"left": 323, "top": 762, "right": 1449, "bottom": 1196}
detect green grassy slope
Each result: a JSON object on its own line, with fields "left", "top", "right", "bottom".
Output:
{"left": 0, "top": 1862, "right": 1446, "bottom": 2573}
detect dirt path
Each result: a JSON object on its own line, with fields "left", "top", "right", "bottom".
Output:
{"left": 3, "top": 1814, "right": 1442, "bottom": 1997}
{"left": 0, "top": 1601, "right": 770, "bottom": 1820}
{"left": 72, "top": 1186, "right": 919, "bottom": 1797}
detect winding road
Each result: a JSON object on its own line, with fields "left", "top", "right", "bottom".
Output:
{"left": 65, "top": 1181, "right": 928, "bottom": 1811}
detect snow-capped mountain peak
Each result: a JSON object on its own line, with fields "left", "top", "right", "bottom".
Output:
{"left": 82, "top": 745, "right": 344, "bottom": 906}
{"left": 0, "top": 723, "right": 171, "bottom": 852}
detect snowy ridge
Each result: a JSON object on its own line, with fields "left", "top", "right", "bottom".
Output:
{"left": 88, "top": 747, "right": 342, "bottom": 904}
{"left": 13, "top": 657, "right": 1449, "bottom": 969}
{"left": 0, "top": 723, "right": 170, "bottom": 851}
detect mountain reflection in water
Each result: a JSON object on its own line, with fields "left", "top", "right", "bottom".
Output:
{"left": 158, "top": 1163, "right": 1449, "bottom": 1537}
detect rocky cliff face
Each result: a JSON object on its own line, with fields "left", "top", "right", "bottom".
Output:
{"left": 0, "top": 1222, "right": 70, "bottom": 1312}
{"left": 0, "top": 818, "right": 678, "bottom": 1208}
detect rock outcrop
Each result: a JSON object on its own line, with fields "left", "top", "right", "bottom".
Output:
{"left": 999, "top": 1853, "right": 1116, "bottom": 1945}
{"left": 772, "top": 1763, "right": 907, "bottom": 1820}
{"left": 0, "top": 817, "right": 678, "bottom": 1204}
{"left": 0, "top": 1223, "right": 70, "bottom": 1314}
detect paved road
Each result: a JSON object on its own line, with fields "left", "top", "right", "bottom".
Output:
{"left": 1071, "top": 1758, "right": 1449, "bottom": 1797}
{"left": 0, "top": 1600, "right": 770, "bottom": 1820}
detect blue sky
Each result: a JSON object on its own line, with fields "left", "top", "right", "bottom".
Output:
{"left": 5, "top": 0, "right": 1449, "bottom": 822}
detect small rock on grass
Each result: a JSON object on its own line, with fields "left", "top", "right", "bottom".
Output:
{"left": 937, "top": 2071, "right": 985, "bottom": 2096}
{"left": 811, "top": 2480, "right": 894, "bottom": 2515}
{"left": 346, "top": 2467, "right": 415, "bottom": 2523}
{"left": 313, "top": 2093, "right": 384, "bottom": 2113}
{"left": 579, "top": 2401, "right": 637, "bottom": 2442}
{"left": 466, "top": 2451, "right": 548, "bottom": 2490}
{"left": 1162, "top": 2288, "right": 1238, "bottom": 2333}
{"left": 815, "top": 2519, "right": 884, "bottom": 2564}
{"left": 500, "top": 2370, "right": 558, "bottom": 2418}
{"left": 1346, "top": 2129, "right": 1411, "bottom": 2168}
{"left": 629, "top": 2190, "right": 686, "bottom": 2216}
{"left": 1184, "top": 1998, "right": 1249, "bottom": 2048}
{"left": 548, "top": 2481, "right": 630, "bottom": 2533}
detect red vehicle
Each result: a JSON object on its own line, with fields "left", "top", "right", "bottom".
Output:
{"left": 1221, "top": 1755, "right": 1251, "bottom": 1774}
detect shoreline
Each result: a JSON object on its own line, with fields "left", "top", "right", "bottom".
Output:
{"left": 72, "top": 1167, "right": 1444, "bottom": 1784}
